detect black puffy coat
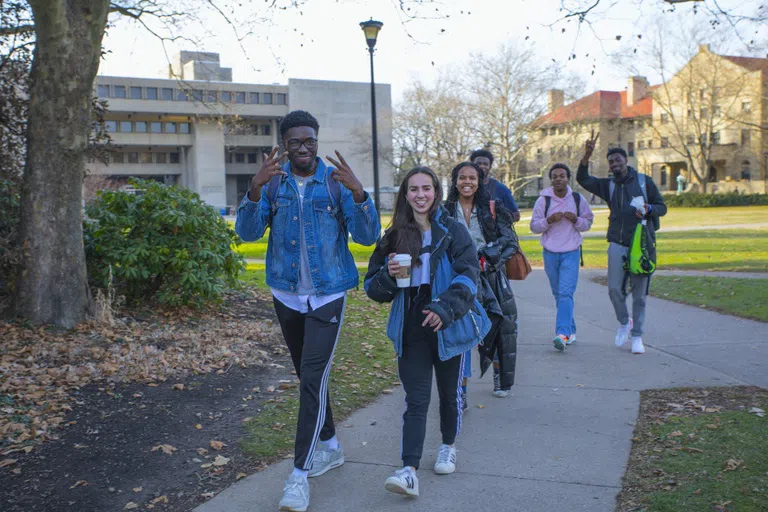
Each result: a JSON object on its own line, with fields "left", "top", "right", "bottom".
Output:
{"left": 445, "top": 203, "right": 520, "bottom": 390}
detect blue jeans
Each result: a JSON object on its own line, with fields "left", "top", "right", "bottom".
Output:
{"left": 543, "top": 249, "right": 580, "bottom": 337}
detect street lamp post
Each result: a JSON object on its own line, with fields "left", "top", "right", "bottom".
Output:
{"left": 360, "top": 19, "right": 383, "bottom": 223}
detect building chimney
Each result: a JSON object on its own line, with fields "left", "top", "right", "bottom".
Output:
{"left": 627, "top": 76, "right": 648, "bottom": 107}
{"left": 699, "top": 44, "right": 710, "bottom": 53}
{"left": 548, "top": 89, "right": 565, "bottom": 113}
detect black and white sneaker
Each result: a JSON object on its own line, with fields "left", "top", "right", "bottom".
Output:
{"left": 460, "top": 390, "right": 468, "bottom": 411}
{"left": 433, "top": 444, "right": 456, "bottom": 474}
{"left": 492, "top": 371, "right": 508, "bottom": 398}
{"left": 384, "top": 467, "right": 419, "bottom": 497}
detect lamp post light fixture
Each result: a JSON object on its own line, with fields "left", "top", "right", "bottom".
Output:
{"left": 360, "top": 19, "right": 383, "bottom": 222}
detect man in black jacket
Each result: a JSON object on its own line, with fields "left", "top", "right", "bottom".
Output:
{"left": 576, "top": 130, "right": 667, "bottom": 355}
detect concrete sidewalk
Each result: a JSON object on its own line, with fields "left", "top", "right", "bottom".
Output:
{"left": 195, "top": 271, "right": 765, "bottom": 512}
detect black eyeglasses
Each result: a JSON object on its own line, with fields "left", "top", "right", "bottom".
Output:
{"left": 285, "top": 138, "right": 318, "bottom": 151}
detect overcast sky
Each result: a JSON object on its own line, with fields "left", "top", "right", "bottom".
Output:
{"left": 97, "top": 0, "right": 765, "bottom": 102}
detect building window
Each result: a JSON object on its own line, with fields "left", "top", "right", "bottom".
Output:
{"left": 191, "top": 90, "right": 203, "bottom": 102}
{"left": 712, "top": 105, "right": 721, "bottom": 117}
{"left": 647, "top": 140, "right": 653, "bottom": 148}
{"left": 119, "top": 121, "right": 132, "bottom": 133}
{"left": 558, "top": 126, "right": 565, "bottom": 135}
{"left": 161, "top": 88, "right": 173, "bottom": 101}
{"left": 741, "top": 129, "right": 751, "bottom": 146}
{"left": 235, "top": 153, "right": 245, "bottom": 163}
{"left": 661, "top": 137, "right": 669, "bottom": 148}
{"left": 140, "top": 153, "right": 153, "bottom": 164}
{"left": 104, "top": 120, "right": 118, "bottom": 133}
{"left": 113, "top": 86, "right": 126, "bottom": 99}
{"left": 130, "top": 87, "right": 142, "bottom": 100}
{"left": 206, "top": 90, "right": 217, "bottom": 103}
{"left": 699, "top": 89, "right": 705, "bottom": 100}
{"left": 686, "top": 135, "right": 695, "bottom": 145}
{"left": 263, "top": 93, "right": 273, "bottom": 105}
{"left": 235, "top": 92, "right": 246, "bottom": 104}
{"left": 660, "top": 113, "right": 669, "bottom": 124}
{"left": 221, "top": 91, "right": 232, "bottom": 103}
{"left": 277, "top": 93, "right": 287, "bottom": 105}
{"left": 541, "top": 129, "right": 547, "bottom": 138}
{"left": 97, "top": 85, "right": 110, "bottom": 98}
{"left": 165, "top": 122, "right": 177, "bottom": 133}
{"left": 741, "top": 160, "right": 751, "bottom": 180}
{"left": 150, "top": 121, "right": 162, "bottom": 134}
{"left": 700, "top": 133, "right": 708, "bottom": 145}
{"left": 637, "top": 140, "right": 645, "bottom": 150}
{"left": 700, "top": 107, "right": 709, "bottom": 119}
{"left": 567, "top": 126, "right": 574, "bottom": 134}
{"left": 687, "top": 109, "right": 693, "bottom": 118}
{"left": 247, "top": 153, "right": 258, "bottom": 164}
{"left": 156, "top": 153, "right": 167, "bottom": 164}
{"left": 169, "top": 152, "right": 180, "bottom": 164}
{"left": 249, "top": 92, "right": 259, "bottom": 104}
{"left": 742, "top": 101, "right": 752, "bottom": 113}
{"left": 110, "top": 152, "right": 124, "bottom": 164}
{"left": 179, "top": 122, "right": 191, "bottom": 134}
{"left": 711, "top": 131, "right": 721, "bottom": 145}
{"left": 627, "top": 142, "right": 635, "bottom": 157}
{"left": 536, "top": 149, "right": 543, "bottom": 164}
{"left": 262, "top": 124, "right": 271, "bottom": 136}
{"left": 128, "top": 152, "right": 139, "bottom": 164}
{"left": 713, "top": 86, "right": 722, "bottom": 98}
{"left": 146, "top": 87, "right": 158, "bottom": 100}
{"left": 177, "top": 90, "right": 189, "bottom": 101}
{"left": 549, "top": 127, "right": 556, "bottom": 135}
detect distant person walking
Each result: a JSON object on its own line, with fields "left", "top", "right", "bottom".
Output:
{"left": 235, "top": 110, "right": 381, "bottom": 512}
{"left": 576, "top": 130, "right": 666, "bottom": 355}
{"left": 530, "top": 163, "right": 594, "bottom": 351}
{"left": 365, "top": 166, "right": 490, "bottom": 498}
{"left": 470, "top": 149, "right": 521, "bottom": 223}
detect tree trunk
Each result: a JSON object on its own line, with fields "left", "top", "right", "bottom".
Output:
{"left": 14, "top": 0, "right": 110, "bottom": 328}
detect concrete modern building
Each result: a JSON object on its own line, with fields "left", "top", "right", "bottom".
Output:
{"left": 87, "top": 51, "right": 395, "bottom": 210}
{"left": 525, "top": 46, "right": 767, "bottom": 196}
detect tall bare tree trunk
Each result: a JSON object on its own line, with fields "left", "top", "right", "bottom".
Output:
{"left": 14, "top": 0, "right": 110, "bottom": 328}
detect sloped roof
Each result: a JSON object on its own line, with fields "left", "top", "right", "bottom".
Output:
{"left": 722, "top": 55, "right": 768, "bottom": 73}
{"left": 533, "top": 87, "right": 654, "bottom": 128}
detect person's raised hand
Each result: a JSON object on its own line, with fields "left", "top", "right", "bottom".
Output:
{"left": 547, "top": 212, "right": 565, "bottom": 225}
{"left": 327, "top": 151, "right": 365, "bottom": 202}
{"left": 251, "top": 146, "right": 288, "bottom": 191}
{"left": 581, "top": 129, "right": 600, "bottom": 164}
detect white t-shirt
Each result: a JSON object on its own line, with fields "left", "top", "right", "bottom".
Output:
{"left": 409, "top": 230, "right": 432, "bottom": 287}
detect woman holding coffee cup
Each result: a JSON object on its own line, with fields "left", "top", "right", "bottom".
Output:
{"left": 445, "top": 162, "right": 520, "bottom": 401}
{"left": 364, "top": 166, "right": 490, "bottom": 497}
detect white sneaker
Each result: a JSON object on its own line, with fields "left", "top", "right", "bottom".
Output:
{"left": 631, "top": 336, "right": 645, "bottom": 354}
{"left": 433, "top": 444, "right": 457, "bottom": 475}
{"left": 566, "top": 333, "right": 576, "bottom": 345}
{"left": 307, "top": 444, "right": 344, "bottom": 478}
{"left": 385, "top": 467, "right": 419, "bottom": 497}
{"left": 279, "top": 474, "right": 309, "bottom": 512}
{"left": 615, "top": 320, "right": 633, "bottom": 347}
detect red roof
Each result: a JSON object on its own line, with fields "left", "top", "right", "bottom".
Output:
{"left": 533, "top": 87, "right": 655, "bottom": 127}
{"left": 722, "top": 55, "right": 768, "bottom": 73}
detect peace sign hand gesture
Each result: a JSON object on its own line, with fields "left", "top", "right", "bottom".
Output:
{"left": 326, "top": 150, "right": 366, "bottom": 203}
{"left": 250, "top": 146, "right": 288, "bottom": 198}
{"left": 581, "top": 129, "right": 600, "bottom": 165}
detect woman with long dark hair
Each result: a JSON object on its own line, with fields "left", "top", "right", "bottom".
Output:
{"left": 364, "top": 166, "right": 490, "bottom": 497}
{"left": 444, "top": 162, "right": 520, "bottom": 400}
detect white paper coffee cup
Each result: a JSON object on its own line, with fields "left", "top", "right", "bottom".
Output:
{"left": 392, "top": 254, "right": 412, "bottom": 288}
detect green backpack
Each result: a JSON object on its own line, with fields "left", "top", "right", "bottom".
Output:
{"left": 625, "top": 219, "right": 656, "bottom": 275}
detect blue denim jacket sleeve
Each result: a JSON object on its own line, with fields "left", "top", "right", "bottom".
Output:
{"left": 340, "top": 187, "right": 381, "bottom": 246}
{"left": 234, "top": 190, "right": 271, "bottom": 242}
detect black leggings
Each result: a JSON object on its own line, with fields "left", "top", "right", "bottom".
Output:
{"left": 398, "top": 287, "right": 464, "bottom": 469}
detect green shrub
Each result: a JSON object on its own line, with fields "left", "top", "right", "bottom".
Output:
{"left": 84, "top": 179, "right": 245, "bottom": 306}
{"left": 664, "top": 192, "right": 768, "bottom": 207}
{"left": 0, "top": 177, "right": 21, "bottom": 311}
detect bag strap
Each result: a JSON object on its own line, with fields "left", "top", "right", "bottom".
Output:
{"left": 610, "top": 173, "right": 648, "bottom": 202}
{"left": 573, "top": 191, "right": 581, "bottom": 216}
{"left": 544, "top": 196, "right": 551, "bottom": 217}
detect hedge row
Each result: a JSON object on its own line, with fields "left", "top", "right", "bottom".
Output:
{"left": 663, "top": 192, "right": 768, "bottom": 207}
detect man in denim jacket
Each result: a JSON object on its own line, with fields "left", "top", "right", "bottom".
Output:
{"left": 235, "top": 110, "right": 380, "bottom": 512}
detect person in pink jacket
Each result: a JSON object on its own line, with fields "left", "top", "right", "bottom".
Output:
{"left": 530, "top": 163, "right": 594, "bottom": 351}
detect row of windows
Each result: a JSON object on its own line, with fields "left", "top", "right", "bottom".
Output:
{"left": 108, "top": 152, "right": 181, "bottom": 164}
{"left": 97, "top": 84, "right": 287, "bottom": 106}
{"left": 226, "top": 124, "right": 272, "bottom": 136}
{"left": 104, "top": 120, "right": 192, "bottom": 135}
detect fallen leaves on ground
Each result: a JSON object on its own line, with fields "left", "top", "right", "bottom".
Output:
{"left": 0, "top": 291, "right": 282, "bottom": 459}
{"left": 723, "top": 459, "right": 744, "bottom": 472}
{"left": 209, "top": 440, "right": 226, "bottom": 451}
{"left": 151, "top": 444, "right": 177, "bottom": 456}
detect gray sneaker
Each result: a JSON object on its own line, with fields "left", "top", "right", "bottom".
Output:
{"left": 279, "top": 474, "right": 309, "bottom": 512}
{"left": 308, "top": 444, "right": 344, "bottom": 478}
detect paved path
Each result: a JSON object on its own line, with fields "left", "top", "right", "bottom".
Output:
{"left": 196, "top": 271, "right": 766, "bottom": 512}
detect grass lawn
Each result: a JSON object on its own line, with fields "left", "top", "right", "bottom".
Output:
{"left": 617, "top": 386, "right": 768, "bottom": 512}
{"left": 239, "top": 264, "right": 398, "bottom": 458}
{"left": 648, "top": 276, "right": 768, "bottom": 322}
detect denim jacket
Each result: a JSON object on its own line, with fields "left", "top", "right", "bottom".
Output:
{"left": 235, "top": 158, "right": 380, "bottom": 295}
{"left": 364, "top": 207, "right": 491, "bottom": 361}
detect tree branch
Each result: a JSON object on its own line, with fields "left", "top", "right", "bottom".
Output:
{"left": 0, "top": 24, "right": 35, "bottom": 36}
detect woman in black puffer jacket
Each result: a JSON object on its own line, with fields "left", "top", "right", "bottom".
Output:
{"left": 444, "top": 162, "right": 519, "bottom": 401}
